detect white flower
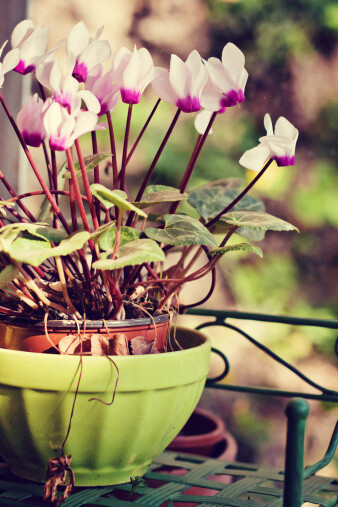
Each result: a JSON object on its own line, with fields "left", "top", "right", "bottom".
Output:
{"left": 86, "top": 64, "right": 120, "bottom": 115}
{"left": 152, "top": 50, "right": 208, "bottom": 113}
{"left": 113, "top": 46, "right": 154, "bottom": 104}
{"left": 194, "top": 110, "right": 214, "bottom": 135}
{"left": 201, "top": 43, "right": 248, "bottom": 112}
{"left": 36, "top": 59, "right": 100, "bottom": 114}
{"left": 10, "top": 19, "right": 59, "bottom": 75}
{"left": 0, "top": 40, "right": 19, "bottom": 87}
{"left": 42, "top": 100, "right": 103, "bottom": 151}
{"left": 17, "top": 93, "right": 46, "bottom": 147}
{"left": 67, "top": 22, "right": 111, "bottom": 83}
{"left": 239, "top": 114, "right": 299, "bottom": 171}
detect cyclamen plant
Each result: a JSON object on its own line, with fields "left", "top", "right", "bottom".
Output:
{"left": 0, "top": 20, "right": 299, "bottom": 325}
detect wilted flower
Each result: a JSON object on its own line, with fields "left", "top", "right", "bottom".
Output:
{"left": 201, "top": 43, "right": 248, "bottom": 112}
{"left": 36, "top": 59, "right": 100, "bottom": 113}
{"left": 152, "top": 50, "right": 208, "bottom": 113}
{"left": 0, "top": 40, "right": 19, "bottom": 87}
{"left": 86, "top": 64, "right": 120, "bottom": 115}
{"left": 42, "top": 100, "right": 103, "bottom": 151}
{"left": 113, "top": 46, "right": 154, "bottom": 104}
{"left": 239, "top": 114, "right": 299, "bottom": 170}
{"left": 17, "top": 93, "right": 46, "bottom": 147}
{"left": 67, "top": 22, "right": 111, "bottom": 83}
{"left": 10, "top": 19, "right": 58, "bottom": 75}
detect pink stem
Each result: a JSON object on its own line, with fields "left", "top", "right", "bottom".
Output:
{"left": 0, "top": 170, "right": 37, "bottom": 222}
{"left": 91, "top": 131, "right": 101, "bottom": 223}
{"left": 126, "top": 99, "right": 161, "bottom": 164}
{"left": 119, "top": 103, "right": 133, "bottom": 192}
{"left": 75, "top": 139, "right": 99, "bottom": 230}
{"left": 169, "top": 113, "right": 217, "bottom": 214}
{"left": 106, "top": 112, "right": 118, "bottom": 186}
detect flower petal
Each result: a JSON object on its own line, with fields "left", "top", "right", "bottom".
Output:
{"left": 239, "top": 144, "right": 271, "bottom": 171}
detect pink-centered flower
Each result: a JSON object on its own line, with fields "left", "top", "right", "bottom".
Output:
{"left": 10, "top": 19, "right": 59, "bottom": 75}
{"left": 113, "top": 46, "right": 154, "bottom": 104}
{"left": 239, "top": 114, "right": 299, "bottom": 171}
{"left": 152, "top": 50, "right": 208, "bottom": 113}
{"left": 0, "top": 40, "right": 20, "bottom": 88}
{"left": 201, "top": 43, "right": 248, "bottom": 112}
{"left": 42, "top": 100, "right": 104, "bottom": 151}
{"left": 17, "top": 93, "right": 46, "bottom": 147}
{"left": 86, "top": 64, "right": 120, "bottom": 115}
{"left": 67, "top": 22, "right": 111, "bottom": 83}
{"left": 36, "top": 59, "right": 100, "bottom": 113}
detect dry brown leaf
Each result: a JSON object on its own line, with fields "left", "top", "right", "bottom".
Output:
{"left": 58, "top": 334, "right": 81, "bottom": 355}
{"left": 43, "top": 455, "right": 75, "bottom": 505}
{"left": 129, "top": 336, "right": 159, "bottom": 355}
{"left": 90, "top": 334, "right": 109, "bottom": 355}
{"left": 109, "top": 333, "right": 129, "bottom": 355}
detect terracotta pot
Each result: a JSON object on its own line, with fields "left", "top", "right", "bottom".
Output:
{"left": 168, "top": 407, "right": 237, "bottom": 461}
{"left": 0, "top": 314, "right": 170, "bottom": 353}
{"left": 152, "top": 408, "right": 238, "bottom": 504}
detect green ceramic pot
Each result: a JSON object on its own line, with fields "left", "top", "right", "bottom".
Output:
{"left": 0, "top": 326, "right": 210, "bottom": 486}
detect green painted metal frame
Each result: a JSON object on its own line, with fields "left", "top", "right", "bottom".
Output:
{"left": 0, "top": 309, "right": 337, "bottom": 505}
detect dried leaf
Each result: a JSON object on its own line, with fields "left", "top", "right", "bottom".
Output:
{"left": 109, "top": 333, "right": 129, "bottom": 355}
{"left": 58, "top": 334, "right": 109, "bottom": 356}
{"left": 58, "top": 334, "right": 81, "bottom": 355}
{"left": 43, "top": 455, "right": 75, "bottom": 505}
{"left": 90, "top": 334, "right": 109, "bottom": 355}
{"left": 130, "top": 336, "right": 159, "bottom": 355}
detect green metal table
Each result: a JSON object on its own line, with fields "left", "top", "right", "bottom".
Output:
{"left": 1, "top": 310, "right": 337, "bottom": 506}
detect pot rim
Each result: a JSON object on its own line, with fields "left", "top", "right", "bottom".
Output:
{"left": 0, "top": 313, "right": 170, "bottom": 330}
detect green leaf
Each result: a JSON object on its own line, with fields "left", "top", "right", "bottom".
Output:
{"left": 8, "top": 231, "right": 90, "bottom": 266}
{"left": 90, "top": 221, "right": 116, "bottom": 241}
{"left": 188, "top": 186, "right": 265, "bottom": 221}
{"left": 37, "top": 162, "right": 69, "bottom": 221}
{"left": 92, "top": 238, "right": 164, "bottom": 270}
{"left": 133, "top": 185, "right": 188, "bottom": 209}
{"left": 0, "top": 222, "right": 66, "bottom": 244}
{"left": 209, "top": 243, "right": 263, "bottom": 258}
{"left": 0, "top": 264, "right": 19, "bottom": 288}
{"left": 145, "top": 214, "right": 218, "bottom": 247}
{"left": 98, "top": 227, "right": 141, "bottom": 251}
{"left": 90, "top": 184, "right": 147, "bottom": 217}
{"left": 219, "top": 211, "right": 299, "bottom": 232}
{"left": 212, "top": 220, "right": 266, "bottom": 242}
{"left": 63, "top": 153, "right": 112, "bottom": 179}
{"left": 8, "top": 237, "right": 51, "bottom": 266}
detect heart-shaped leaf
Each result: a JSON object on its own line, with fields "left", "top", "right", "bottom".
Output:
{"left": 219, "top": 211, "right": 299, "bottom": 232}
{"left": 188, "top": 186, "right": 265, "bottom": 221}
{"left": 212, "top": 220, "right": 266, "bottom": 242}
{"left": 0, "top": 264, "right": 19, "bottom": 288}
{"left": 145, "top": 214, "right": 218, "bottom": 247}
{"left": 63, "top": 153, "right": 112, "bottom": 179}
{"left": 90, "top": 184, "right": 147, "bottom": 217}
{"left": 98, "top": 227, "right": 141, "bottom": 251}
{"left": 8, "top": 231, "right": 90, "bottom": 266}
{"left": 209, "top": 243, "right": 263, "bottom": 258}
{"left": 92, "top": 238, "right": 164, "bottom": 270}
{"left": 133, "top": 185, "right": 188, "bottom": 209}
